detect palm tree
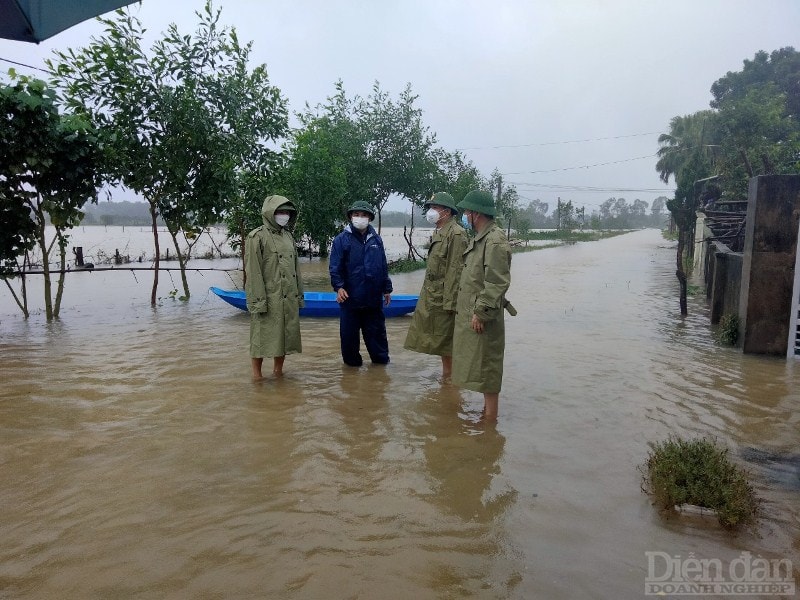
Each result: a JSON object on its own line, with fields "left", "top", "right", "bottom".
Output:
{"left": 655, "top": 111, "right": 717, "bottom": 315}
{"left": 655, "top": 111, "right": 715, "bottom": 185}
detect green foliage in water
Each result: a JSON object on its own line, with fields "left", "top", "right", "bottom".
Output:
{"left": 717, "top": 313, "right": 740, "bottom": 346}
{"left": 389, "top": 258, "right": 426, "bottom": 274}
{"left": 641, "top": 436, "right": 759, "bottom": 529}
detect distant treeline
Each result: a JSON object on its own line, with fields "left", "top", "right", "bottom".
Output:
{"left": 80, "top": 200, "right": 420, "bottom": 229}
{"left": 80, "top": 199, "right": 667, "bottom": 230}
{"left": 82, "top": 201, "right": 164, "bottom": 226}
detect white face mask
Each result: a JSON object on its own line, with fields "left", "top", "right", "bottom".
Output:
{"left": 425, "top": 208, "right": 441, "bottom": 225}
{"left": 275, "top": 214, "right": 290, "bottom": 227}
{"left": 352, "top": 216, "right": 370, "bottom": 230}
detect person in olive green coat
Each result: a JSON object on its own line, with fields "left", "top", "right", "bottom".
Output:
{"left": 404, "top": 192, "right": 468, "bottom": 379}
{"left": 245, "top": 195, "right": 304, "bottom": 379}
{"left": 452, "top": 190, "right": 514, "bottom": 421}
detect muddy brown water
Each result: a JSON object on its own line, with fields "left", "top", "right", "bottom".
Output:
{"left": 1, "top": 229, "right": 797, "bottom": 599}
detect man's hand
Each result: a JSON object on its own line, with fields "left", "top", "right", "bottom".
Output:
{"left": 470, "top": 313, "right": 484, "bottom": 333}
{"left": 336, "top": 288, "right": 349, "bottom": 303}
{"left": 384, "top": 293, "right": 392, "bottom": 306}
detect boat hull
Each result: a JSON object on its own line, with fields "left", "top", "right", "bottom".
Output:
{"left": 209, "top": 287, "right": 417, "bottom": 318}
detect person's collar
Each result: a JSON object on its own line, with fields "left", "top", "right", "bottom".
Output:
{"left": 473, "top": 218, "right": 495, "bottom": 239}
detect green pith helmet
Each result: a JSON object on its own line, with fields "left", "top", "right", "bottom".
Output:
{"left": 457, "top": 190, "right": 496, "bottom": 217}
{"left": 347, "top": 200, "right": 376, "bottom": 220}
{"left": 424, "top": 192, "right": 458, "bottom": 215}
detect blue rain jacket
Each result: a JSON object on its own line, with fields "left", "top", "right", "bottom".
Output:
{"left": 329, "top": 224, "right": 393, "bottom": 309}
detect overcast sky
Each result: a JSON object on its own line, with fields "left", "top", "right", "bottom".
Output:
{"left": 1, "top": 0, "right": 798, "bottom": 214}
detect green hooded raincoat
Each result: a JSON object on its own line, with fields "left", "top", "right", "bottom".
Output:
{"left": 451, "top": 221, "right": 512, "bottom": 393}
{"left": 245, "top": 195, "right": 304, "bottom": 358}
{"left": 404, "top": 217, "right": 468, "bottom": 355}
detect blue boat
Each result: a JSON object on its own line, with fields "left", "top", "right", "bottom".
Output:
{"left": 210, "top": 287, "right": 418, "bottom": 318}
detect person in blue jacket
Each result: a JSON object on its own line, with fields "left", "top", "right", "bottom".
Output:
{"left": 329, "top": 201, "right": 393, "bottom": 366}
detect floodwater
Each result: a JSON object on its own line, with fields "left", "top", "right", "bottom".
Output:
{"left": 0, "top": 228, "right": 797, "bottom": 599}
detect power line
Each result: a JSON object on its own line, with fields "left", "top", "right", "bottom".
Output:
{"left": 505, "top": 181, "right": 674, "bottom": 193}
{"left": 0, "top": 57, "right": 49, "bottom": 74}
{"left": 456, "top": 131, "right": 662, "bottom": 151}
{"left": 502, "top": 154, "right": 658, "bottom": 175}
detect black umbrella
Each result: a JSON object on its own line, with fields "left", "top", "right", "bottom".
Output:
{"left": 0, "top": 0, "right": 140, "bottom": 43}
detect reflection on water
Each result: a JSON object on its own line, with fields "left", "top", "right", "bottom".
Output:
{"left": 417, "top": 384, "right": 516, "bottom": 523}
{"left": 1, "top": 229, "right": 798, "bottom": 598}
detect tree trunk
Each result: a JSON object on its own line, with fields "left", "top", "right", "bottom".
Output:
{"left": 739, "top": 148, "right": 754, "bottom": 177}
{"left": 168, "top": 228, "right": 190, "bottom": 299}
{"left": 53, "top": 231, "right": 68, "bottom": 318}
{"left": 150, "top": 203, "right": 160, "bottom": 307}
{"left": 405, "top": 203, "right": 416, "bottom": 260}
{"left": 3, "top": 273, "right": 29, "bottom": 318}
{"left": 33, "top": 203, "right": 54, "bottom": 320}
{"left": 676, "top": 228, "right": 688, "bottom": 316}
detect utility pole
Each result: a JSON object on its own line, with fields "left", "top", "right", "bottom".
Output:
{"left": 557, "top": 197, "right": 562, "bottom": 230}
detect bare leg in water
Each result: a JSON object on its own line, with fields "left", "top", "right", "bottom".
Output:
{"left": 273, "top": 356, "right": 285, "bottom": 377}
{"left": 441, "top": 355, "right": 452, "bottom": 381}
{"left": 483, "top": 392, "right": 499, "bottom": 421}
{"left": 251, "top": 357, "right": 264, "bottom": 380}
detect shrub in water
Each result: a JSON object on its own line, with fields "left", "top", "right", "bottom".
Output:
{"left": 717, "top": 313, "right": 740, "bottom": 346}
{"left": 641, "top": 436, "right": 759, "bottom": 529}
{"left": 388, "top": 258, "right": 425, "bottom": 274}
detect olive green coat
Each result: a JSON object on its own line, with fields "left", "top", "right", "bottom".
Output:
{"left": 452, "top": 221, "right": 512, "bottom": 393}
{"left": 245, "top": 195, "right": 304, "bottom": 358}
{"left": 404, "top": 218, "right": 468, "bottom": 355}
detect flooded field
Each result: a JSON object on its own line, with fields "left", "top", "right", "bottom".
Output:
{"left": 0, "top": 228, "right": 797, "bottom": 599}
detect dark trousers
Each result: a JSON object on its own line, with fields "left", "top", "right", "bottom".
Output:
{"left": 339, "top": 305, "right": 389, "bottom": 366}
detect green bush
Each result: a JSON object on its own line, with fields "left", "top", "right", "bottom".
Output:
{"left": 641, "top": 437, "right": 759, "bottom": 529}
{"left": 388, "top": 258, "right": 425, "bottom": 274}
{"left": 717, "top": 313, "right": 740, "bottom": 346}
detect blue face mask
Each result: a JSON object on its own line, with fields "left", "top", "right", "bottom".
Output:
{"left": 461, "top": 213, "right": 471, "bottom": 230}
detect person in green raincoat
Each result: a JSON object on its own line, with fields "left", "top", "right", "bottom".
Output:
{"left": 452, "top": 190, "right": 514, "bottom": 421}
{"left": 403, "top": 192, "right": 468, "bottom": 380}
{"left": 245, "top": 195, "right": 304, "bottom": 379}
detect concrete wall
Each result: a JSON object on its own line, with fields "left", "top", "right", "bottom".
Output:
{"left": 738, "top": 175, "right": 800, "bottom": 355}
{"left": 698, "top": 216, "right": 743, "bottom": 326}
{"left": 708, "top": 242, "right": 742, "bottom": 325}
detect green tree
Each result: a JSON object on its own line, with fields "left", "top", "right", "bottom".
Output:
{"left": 430, "top": 149, "right": 484, "bottom": 203}
{"left": 709, "top": 49, "right": 800, "bottom": 199}
{"left": 522, "top": 199, "right": 549, "bottom": 228}
{"left": 0, "top": 76, "right": 103, "bottom": 319}
{"left": 275, "top": 82, "right": 371, "bottom": 256}
{"left": 499, "top": 187, "right": 520, "bottom": 237}
{"left": 631, "top": 199, "right": 649, "bottom": 226}
{"left": 358, "top": 82, "right": 439, "bottom": 229}
{"left": 280, "top": 117, "right": 351, "bottom": 257}
{"left": 612, "top": 198, "right": 630, "bottom": 228}
{"left": 650, "top": 196, "right": 667, "bottom": 225}
{"left": 515, "top": 216, "right": 532, "bottom": 242}
{"left": 50, "top": 1, "right": 288, "bottom": 303}
{"left": 655, "top": 111, "right": 716, "bottom": 315}
{"left": 286, "top": 80, "right": 440, "bottom": 238}
{"left": 486, "top": 169, "right": 520, "bottom": 235}
{"left": 555, "top": 198, "right": 576, "bottom": 230}
{"left": 153, "top": 6, "right": 288, "bottom": 297}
